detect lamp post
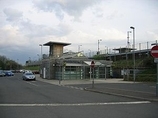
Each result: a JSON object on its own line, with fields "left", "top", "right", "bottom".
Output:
{"left": 126, "top": 31, "right": 131, "bottom": 81}
{"left": 39, "top": 44, "right": 43, "bottom": 60}
{"left": 17, "top": 59, "right": 19, "bottom": 70}
{"left": 98, "top": 39, "right": 102, "bottom": 55}
{"left": 105, "top": 46, "right": 108, "bottom": 54}
{"left": 130, "top": 26, "right": 135, "bottom": 82}
{"left": 37, "top": 54, "right": 40, "bottom": 61}
{"left": 78, "top": 45, "right": 82, "bottom": 52}
{"left": 127, "top": 31, "right": 131, "bottom": 49}
{"left": 88, "top": 49, "right": 91, "bottom": 57}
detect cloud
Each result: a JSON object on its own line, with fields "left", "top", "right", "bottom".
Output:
{"left": 0, "top": 25, "right": 29, "bottom": 48}
{"left": 33, "top": 0, "right": 103, "bottom": 20}
{"left": 147, "top": 30, "right": 158, "bottom": 40}
{"left": 20, "top": 20, "right": 72, "bottom": 38}
{"left": 3, "top": 8, "right": 23, "bottom": 22}
{"left": 63, "top": 28, "right": 126, "bottom": 53}
{"left": 0, "top": 24, "right": 46, "bottom": 64}
{"left": 32, "top": 0, "right": 65, "bottom": 20}
{"left": 92, "top": 7, "right": 103, "bottom": 18}
{"left": 55, "top": 23, "right": 72, "bottom": 36}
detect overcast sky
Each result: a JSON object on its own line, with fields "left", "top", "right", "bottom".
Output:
{"left": 0, "top": 0, "right": 158, "bottom": 64}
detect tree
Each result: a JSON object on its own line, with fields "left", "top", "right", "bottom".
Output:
{"left": 0, "top": 55, "right": 22, "bottom": 70}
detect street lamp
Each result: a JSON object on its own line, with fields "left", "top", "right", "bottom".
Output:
{"left": 37, "top": 54, "right": 40, "bottom": 61}
{"left": 39, "top": 44, "right": 43, "bottom": 60}
{"left": 17, "top": 59, "right": 19, "bottom": 70}
{"left": 88, "top": 49, "right": 91, "bottom": 57}
{"left": 130, "top": 26, "right": 135, "bottom": 82}
{"left": 105, "top": 46, "right": 108, "bottom": 54}
{"left": 78, "top": 45, "right": 82, "bottom": 52}
{"left": 127, "top": 31, "right": 131, "bottom": 49}
{"left": 126, "top": 31, "right": 131, "bottom": 80}
{"left": 98, "top": 39, "right": 102, "bottom": 55}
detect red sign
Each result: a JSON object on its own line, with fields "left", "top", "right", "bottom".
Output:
{"left": 91, "top": 61, "right": 95, "bottom": 68}
{"left": 151, "top": 46, "right": 158, "bottom": 58}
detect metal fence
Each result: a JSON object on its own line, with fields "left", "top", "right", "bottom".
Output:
{"left": 84, "top": 40, "right": 157, "bottom": 57}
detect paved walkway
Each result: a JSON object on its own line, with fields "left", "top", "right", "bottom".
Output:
{"left": 36, "top": 74, "right": 158, "bottom": 102}
{"left": 36, "top": 74, "right": 134, "bottom": 85}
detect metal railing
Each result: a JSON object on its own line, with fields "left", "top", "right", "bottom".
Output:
{"left": 84, "top": 40, "right": 157, "bottom": 57}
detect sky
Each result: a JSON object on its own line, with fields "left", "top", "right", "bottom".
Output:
{"left": 0, "top": 0, "right": 158, "bottom": 65}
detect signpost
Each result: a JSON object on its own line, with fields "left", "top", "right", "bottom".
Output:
{"left": 91, "top": 61, "right": 95, "bottom": 88}
{"left": 151, "top": 45, "right": 158, "bottom": 96}
{"left": 151, "top": 46, "right": 158, "bottom": 58}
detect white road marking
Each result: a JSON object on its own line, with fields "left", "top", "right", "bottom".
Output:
{"left": 58, "top": 85, "right": 84, "bottom": 91}
{"left": 0, "top": 101, "right": 150, "bottom": 107}
{"left": 26, "top": 82, "right": 38, "bottom": 87}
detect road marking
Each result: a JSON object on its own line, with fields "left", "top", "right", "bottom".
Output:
{"left": 67, "top": 86, "right": 84, "bottom": 90}
{"left": 26, "top": 82, "right": 38, "bottom": 87}
{"left": 0, "top": 101, "right": 150, "bottom": 107}
{"left": 60, "top": 85, "right": 84, "bottom": 91}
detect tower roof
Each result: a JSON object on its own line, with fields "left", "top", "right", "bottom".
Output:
{"left": 43, "top": 41, "right": 71, "bottom": 46}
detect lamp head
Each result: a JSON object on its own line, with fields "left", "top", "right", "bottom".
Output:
{"left": 151, "top": 43, "right": 158, "bottom": 46}
{"left": 130, "top": 26, "right": 135, "bottom": 29}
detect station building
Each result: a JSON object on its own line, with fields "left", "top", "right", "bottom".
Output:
{"left": 40, "top": 41, "right": 112, "bottom": 80}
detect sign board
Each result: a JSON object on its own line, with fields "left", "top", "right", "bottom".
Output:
{"left": 151, "top": 46, "right": 158, "bottom": 58}
{"left": 91, "top": 61, "right": 95, "bottom": 68}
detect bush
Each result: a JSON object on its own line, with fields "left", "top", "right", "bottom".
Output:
{"left": 124, "top": 68, "right": 157, "bottom": 82}
{"left": 136, "top": 74, "right": 156, "bottom": 82}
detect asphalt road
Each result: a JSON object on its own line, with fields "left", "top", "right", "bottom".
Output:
{"left": 0, "top": 73, "right": 158, "bottom": 118}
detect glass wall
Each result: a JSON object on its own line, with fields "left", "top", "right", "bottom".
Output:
{"left": 64, "top": 66, "right": 82, "bottom": 79}
{"left": 54, "top": 65, "right": 108, "bottom": 80}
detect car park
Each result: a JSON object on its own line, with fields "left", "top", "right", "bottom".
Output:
{"left": 22, "top": 72, "right": 36, "bottom": 81}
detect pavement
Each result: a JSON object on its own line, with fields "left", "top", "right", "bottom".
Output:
{"left": 36, "top": 74, "right": 158, "bottom": 102}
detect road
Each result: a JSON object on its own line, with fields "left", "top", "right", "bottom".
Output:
{"left": 0, "top": 73, "right": 158, "bottom": 118}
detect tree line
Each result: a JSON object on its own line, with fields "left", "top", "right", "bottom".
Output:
{"left": 0, "top": 55, "right": 22, "bottom": 70}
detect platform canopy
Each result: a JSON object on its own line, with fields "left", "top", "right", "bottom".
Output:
{"left": 113, "top": 47, "right": 135, "bottom": 53}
